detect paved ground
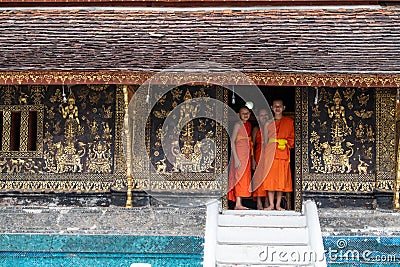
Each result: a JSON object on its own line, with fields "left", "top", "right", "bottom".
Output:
{"left": 318, "top": 207, "right": 400, "bottom": 237}
{"left": 0, "top": 205, "right": 207, "bottom": 236}
{"left": 0, "top": 202, "right": 399, "bottom": 237}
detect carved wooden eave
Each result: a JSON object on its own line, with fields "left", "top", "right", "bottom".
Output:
{"left": 1, "top": 71, "right": 400, "bottom": 88}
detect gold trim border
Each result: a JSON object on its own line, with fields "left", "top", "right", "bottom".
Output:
{"left": 395, "top": 135, "right": 400, "bottom": 209}
{"left": 294, "top": 87, "right": 303, "bottom": 212}
{"left": 1, "top": 71, "right": 400, "bottom": 87}
{"left": 303, "top": 181, "right": 375, "bottom": 192}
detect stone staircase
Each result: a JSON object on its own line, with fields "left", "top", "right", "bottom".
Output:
{"left": 204, "top": 200, "right": 326, "bottom": 267}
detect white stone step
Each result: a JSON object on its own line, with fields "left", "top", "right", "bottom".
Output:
{"left": 216, "top": 244, "right": 319, "bottom": 265}
{"left": 222, "top": 209, "right": 301, "bottom": 216}
{"left": 218, "top": 214, "right": 307, "bottom": 228}
{"left": 217, "top": 226, "right": 308, "bottom": 245}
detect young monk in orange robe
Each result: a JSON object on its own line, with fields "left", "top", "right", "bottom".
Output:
{"left": 251, "top": 108, "right": 270, "bottom": 210}
{"left": 228, "top": 106, "right": 252, "bottom": 210}
{"left": 253, "top": 100, "right": 294, "bottom": 210}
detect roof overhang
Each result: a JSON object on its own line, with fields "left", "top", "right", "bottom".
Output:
{"left": 0, "top": 0, "right": 381, "bottom": 8}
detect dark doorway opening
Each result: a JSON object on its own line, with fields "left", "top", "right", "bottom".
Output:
{"left": 227, "top": 86, "right": 296, "bottom": 210}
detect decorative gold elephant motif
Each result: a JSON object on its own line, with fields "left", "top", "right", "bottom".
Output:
{"left": 54, "top": 142, "right": 85, "bottom": 173}
{"left": 321, "top": 142, "right": 353, "bottom": 174}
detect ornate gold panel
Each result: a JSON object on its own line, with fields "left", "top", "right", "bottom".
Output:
{"left": 0, "top": 85, "right": 126, "bottom": 193}
{"left": 129, "top": 85, "right": 228, "bottom": 194}
{"left": 301, "top": 87, "right": 396, "bottom": 193}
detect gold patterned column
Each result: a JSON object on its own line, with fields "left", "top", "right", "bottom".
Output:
{"left": 376, "top": 88, "right": 396, "bottom": 191}
{"left": 20, "top": 110, "right": 29, "bottom": 151}
{"left": 395, "top": 100, "right": 400, "bottom": 209}
{"left": 2, "top": 111, "right": 11, "bottom": 151}
{"left": 394, "top": 140, "right": 400, "bottom": 208}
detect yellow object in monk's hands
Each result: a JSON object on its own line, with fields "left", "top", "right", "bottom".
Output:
{"left": 269, "top": 138, "right": 288, "bottom": 150}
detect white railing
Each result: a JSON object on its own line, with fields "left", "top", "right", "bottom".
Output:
{"left": 203, "top": 199, "right": 219, "bottom": 267}
{"left": 304, "top": 199, "right": 327, "bottom": 267}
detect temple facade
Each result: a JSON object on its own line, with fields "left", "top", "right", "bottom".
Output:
{"left": 0, "top": 0, "right": 399, "bottom": 211}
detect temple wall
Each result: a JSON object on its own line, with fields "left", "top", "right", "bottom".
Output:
{"left": 0, "top": 84, "right": 397, "bottom": 208}
{"left": 0, "top": 84, "right": 126, "bottom": 194}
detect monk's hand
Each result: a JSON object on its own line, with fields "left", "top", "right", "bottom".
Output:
{"left": 277, "top": 139, "right": 288, "bottom": 150}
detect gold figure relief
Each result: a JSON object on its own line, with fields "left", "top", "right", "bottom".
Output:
{"left": 320, "top": 141, "right": 354, "bottom": 174}
{"left": 90, "top": 120, "right": 99, "bottom": 137}
{"left": 59, "top": 92, "right": 82, "bottom": 140}
{"left": 307, "top": 87, "right": 377, "bottom": 189}
{"left": 19, "top": 91, "right": 28, "bottom": 105}
{"left": 54, "top": 142, "right": 85, "bottom": 173}
{"left": 87, "top": 141, "right": 111, "bottom": 173}
{"left": 102, "top": 105, "right": 113, "bottom": 119}
{"left": 357, "top": 155, "right": 370, "bottom": 174}
{"left": 49, "top": 88, "right": 62, "bottom": 103}
{"left": 102, "top": 122, "right": 113, "bottom": 140}
{"left": 328, "top": 90, "right": 351, "bottom": 145}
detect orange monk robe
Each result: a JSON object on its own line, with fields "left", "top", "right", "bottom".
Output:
{"left": 252, "top": 128, "right": 267, "bottom": 197}
{"left": 254, "top": 128, "right": 262, "bottom": 163}
{"left": 262, "top": 116, "right": 294, "bottom": 192}
{"left": 228, "top": 121, "right": 252, "bottom": 202}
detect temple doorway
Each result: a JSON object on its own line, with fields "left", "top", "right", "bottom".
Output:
{"left": 227, "top": 86, "right": 300, "bottom": 211}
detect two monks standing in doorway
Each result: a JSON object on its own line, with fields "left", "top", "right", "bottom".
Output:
{"left": 228, "top": 99, "right": 294, "bottom": 210}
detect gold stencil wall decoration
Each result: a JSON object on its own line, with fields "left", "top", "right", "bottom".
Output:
{"left": 0, "top": 84, "right": 126, "bottom": 193}
{"left": 375, "top": 88, "right": 396, "bottom": 191}
{"left": 129, "top": 84, "right": 228, "bottom": 193}
{"left": 294, "top": 87, "right": 303, "bottom": 212}
{"left": 302, "top": 87, "right": 378, "bottom": 192}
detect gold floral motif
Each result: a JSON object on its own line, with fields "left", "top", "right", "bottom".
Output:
{"left": 354, "top": 109, "right": 373, "bottom": 119}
